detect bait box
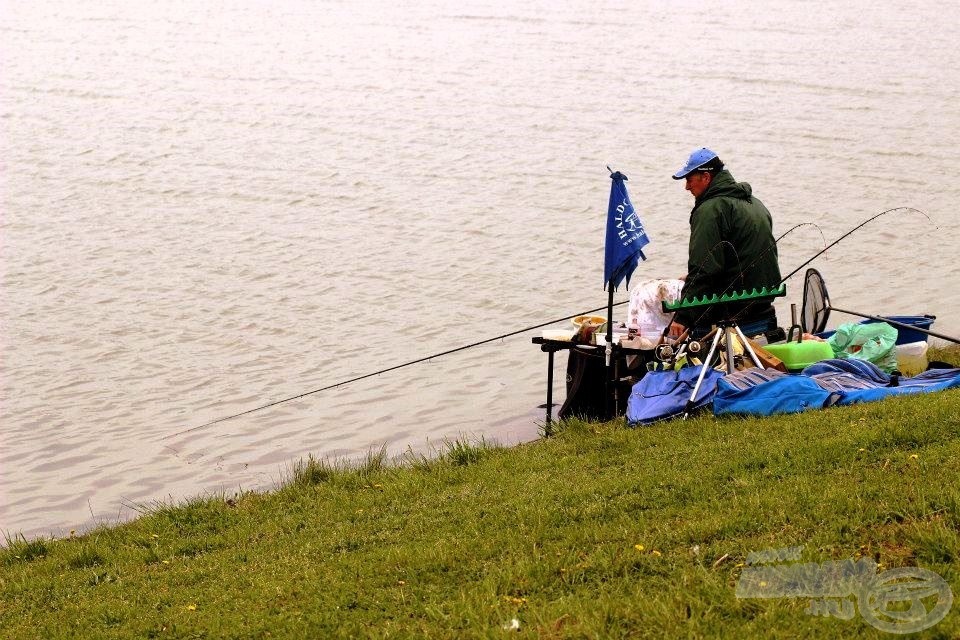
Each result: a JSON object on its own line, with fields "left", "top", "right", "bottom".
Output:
{"left": 763, "top": 340, "right": 834, "bottom": 372}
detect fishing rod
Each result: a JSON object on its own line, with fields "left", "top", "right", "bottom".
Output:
{"left": 657, "top": 208, "right": 936, "bottom": 394}
{"left": 667, "top": 222, "right": 826, "bottom": 338}
{"left": 727, "top": 207, "right": 935, "bottom": 326}
{"left": 163, "top": 301, "right": 631, "bottom": 440}
{"left": 663, "top": 207, "right": 934, "bottom": 362}
{"left": 780, "top": 207, "right": 933, "bottom": 284}
{"left": 828, "top": 307, "right": 960, "bottom": 345}
{"left": 169, "top": 210, "right": 932, "bottom": 438}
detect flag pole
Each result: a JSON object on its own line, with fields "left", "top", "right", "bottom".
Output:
{"left": 605, "top": 279, "right": 616, "bottom": 419}
{"left": 603, "top": 165, "right": 649, "bottom": 421}
{"left": 606, "top": 282, "right": 615, "bottom": 348}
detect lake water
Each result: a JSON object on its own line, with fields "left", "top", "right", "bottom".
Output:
{"left": 2, "top": 1, "right": 958, "bottom": 539}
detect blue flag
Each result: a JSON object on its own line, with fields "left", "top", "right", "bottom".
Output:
{"left": 604, "top": 170, "right": 650, "bottom": 290}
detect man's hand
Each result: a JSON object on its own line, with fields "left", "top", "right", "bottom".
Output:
{"left": 668, "top": 321, "right": 685, "bottom": 338}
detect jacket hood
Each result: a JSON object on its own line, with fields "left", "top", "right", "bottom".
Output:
{"left": 692, "top": 170, "right": 753, "bottom": 211}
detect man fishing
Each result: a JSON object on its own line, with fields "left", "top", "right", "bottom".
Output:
{"left": 668, "top": 148, "right": 782, "bottom": 340}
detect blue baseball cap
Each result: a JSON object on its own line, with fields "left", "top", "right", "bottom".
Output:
{"left": 672, "top": 147, "right": 720, "bottom": 180}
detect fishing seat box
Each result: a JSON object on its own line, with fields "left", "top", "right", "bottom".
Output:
{"left": 559, "top": 346, "right": 653, "bottom": 422}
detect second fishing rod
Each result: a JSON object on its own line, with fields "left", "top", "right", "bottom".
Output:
{"left": 664, "top": 207, "right": 939, "bottom": 364}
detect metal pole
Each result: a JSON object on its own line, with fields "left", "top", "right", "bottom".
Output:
{"left": 545, "top": 349, "right": 554, "bottom": 437}
{"left": 734, "top": 324, "right": 765, "bottom": 369}
{"left": 683, "top": 328, "right": 724, "bottom": 419}
{"left": 830, "top": 308, "right": 960, "bottom": 345}
{"left": 606, "top": 284, "right": 615, "bottom": 418}
{"left": 724, "top": 326, "right": 736, "bottom": 374}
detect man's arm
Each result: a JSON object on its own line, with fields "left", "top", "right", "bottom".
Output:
{"left": 676, "top": 204, "right": 725, "bottom": 326}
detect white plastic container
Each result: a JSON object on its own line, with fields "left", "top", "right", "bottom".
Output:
{"left": 594, "top": 334, "right": 621, "bottom": 347}
{"left": 896, "top": 341, "right": 928, "bottom": 373}
{"left": 542, "top": 328, "right": 574, "bottom": 341}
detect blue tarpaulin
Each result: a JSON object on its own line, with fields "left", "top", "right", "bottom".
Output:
{"left": 713, "top": 359, "right": 960, "bottom": 417}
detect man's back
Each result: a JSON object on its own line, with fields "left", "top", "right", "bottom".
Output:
{"left": 679, "top": 169, "right": 781, "bottom": 327}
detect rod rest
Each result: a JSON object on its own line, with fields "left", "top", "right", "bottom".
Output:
{"left": 661, "top": 285, "right": 787, "bottom": 312}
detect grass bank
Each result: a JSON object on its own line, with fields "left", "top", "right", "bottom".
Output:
{"left": 3, "top": 348, "right": 960, "bottom": 638}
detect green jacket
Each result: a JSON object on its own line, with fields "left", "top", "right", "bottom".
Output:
{"left": 677, "top": 170, "right": 781, "bottom": 327}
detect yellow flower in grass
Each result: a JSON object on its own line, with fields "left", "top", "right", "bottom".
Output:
{"left": 634, "top": 544, "right": 645, "bottom": 552}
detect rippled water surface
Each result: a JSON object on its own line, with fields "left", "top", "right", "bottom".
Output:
{"left": 3, "top": 1, "right": 959, "bottom": 538}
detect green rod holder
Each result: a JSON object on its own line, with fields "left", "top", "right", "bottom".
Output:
{"left": 661, "top": 284, "right": 787, "bottom": 312}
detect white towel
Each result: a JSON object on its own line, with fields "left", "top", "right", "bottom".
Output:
{"left": 626, "top": 278, "right": 685, "bottom": 336}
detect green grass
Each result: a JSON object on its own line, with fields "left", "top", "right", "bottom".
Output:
{"left": 2, "top": 350, "right": 960, "bottom": 638}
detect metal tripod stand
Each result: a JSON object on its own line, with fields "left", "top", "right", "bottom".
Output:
{"left": 681, "top": 320, "right": 766, "bottom": 419}
{"left": 657, "top": 284, "right": 787, "bottom": 420}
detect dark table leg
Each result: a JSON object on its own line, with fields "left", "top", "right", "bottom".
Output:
{"left": 545, "top": 348, "right": 554, "bottom": 437}
{"left": 613, "top": 351, "right": 620, "bottom": 417}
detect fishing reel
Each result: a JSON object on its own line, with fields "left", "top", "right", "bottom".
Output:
{"left": 654, "top": 336, "right": 702, "bottom": 366}
{"left": 654, "top": 342, "right": 674, "bottom": 361}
